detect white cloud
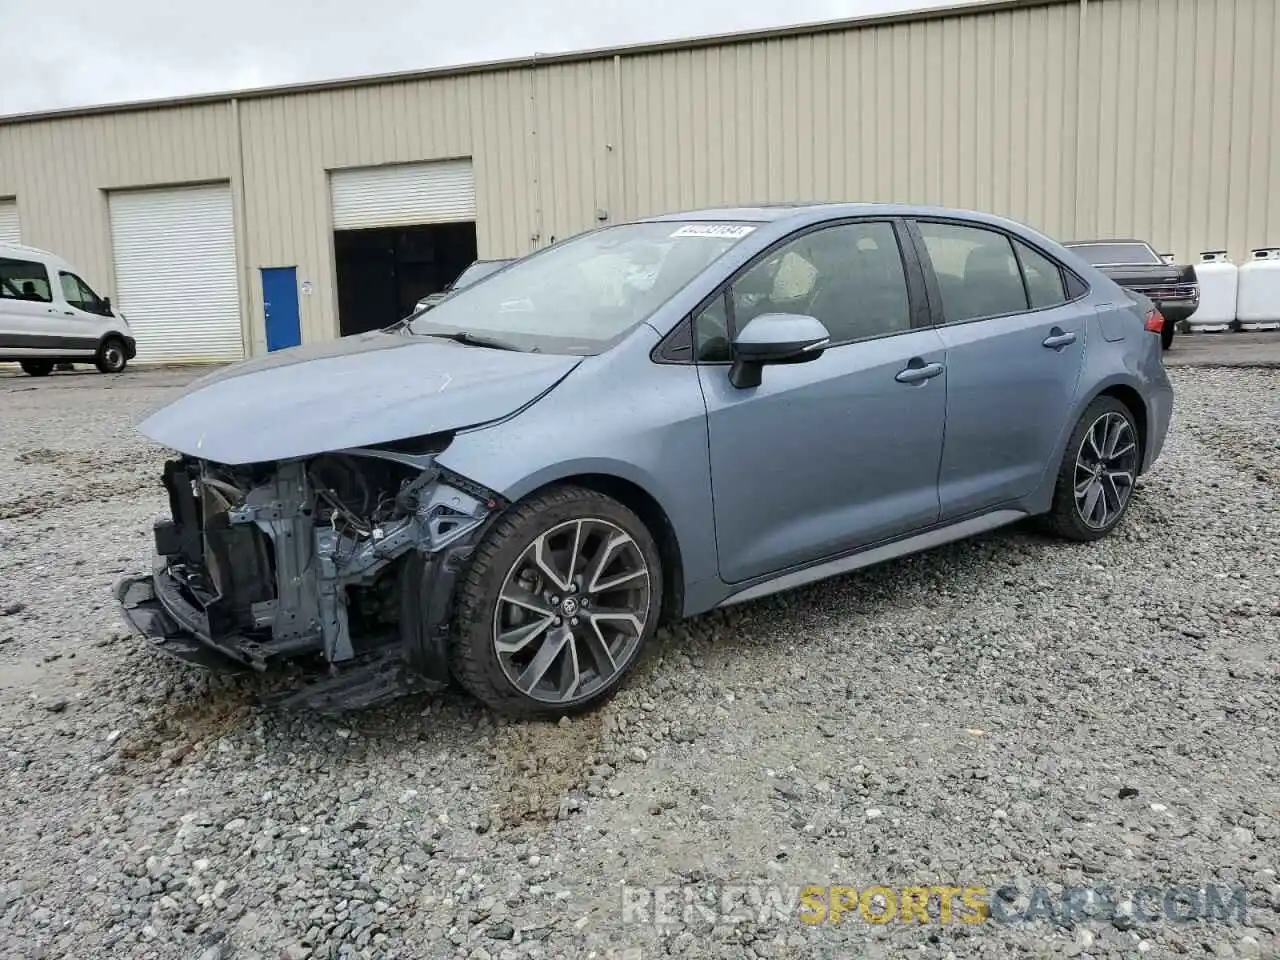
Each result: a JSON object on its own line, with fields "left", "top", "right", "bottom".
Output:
{"left": 0, "top": 0, "right": 944, "bottom": 114}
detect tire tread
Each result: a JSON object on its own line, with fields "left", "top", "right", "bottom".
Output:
{"left": 448, "top": 484, "right": 660, "bottom": 716}
{"left": 1045, "top": 396, "right": 1139, "bottom": 542}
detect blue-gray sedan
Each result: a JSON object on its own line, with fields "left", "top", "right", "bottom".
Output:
{"left": 117, "top": 203, "right": 1174, "bottom": 715}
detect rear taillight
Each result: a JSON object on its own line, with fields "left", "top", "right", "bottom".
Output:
{"left": 1144, "top": 308, "right": 1165, "bottom": 334}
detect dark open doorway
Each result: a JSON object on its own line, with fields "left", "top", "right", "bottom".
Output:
{"left": 334, "top": 222, "right": 478, "bottom": 336}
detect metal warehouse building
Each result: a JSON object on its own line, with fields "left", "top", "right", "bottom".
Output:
{"left": 1, "top": 0, "right": 1276, "bottom": 363}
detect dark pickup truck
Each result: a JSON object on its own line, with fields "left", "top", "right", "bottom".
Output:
{"left": 1063, "top": 240, "right": 1198, "bottom": 349}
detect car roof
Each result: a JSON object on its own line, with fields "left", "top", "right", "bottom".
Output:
{"left": 638, "top": 202, "right": 1040, "bottom": 231}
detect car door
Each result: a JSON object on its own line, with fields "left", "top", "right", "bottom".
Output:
{"left": 56, "top": 269, "right": 112, "bottom": 352}
{"left": 0, "top": 255, "right": 59, "bottom": 354}
{"left": 909, "top": 219, "right": 1087, "bottom": 519}
{"left": 695, "top": 219, "right": 948, "bottom": 585}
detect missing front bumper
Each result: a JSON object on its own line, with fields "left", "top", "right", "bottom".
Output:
{"left": 114, "top": 571, "right": 450, "bottom": 713}
{"left": 114, "top": 571, "right": 252, "bottom": 672}
{"left": 116, "top": 452, "right": 502, "bottom": 708}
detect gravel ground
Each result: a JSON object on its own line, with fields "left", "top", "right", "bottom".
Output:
{"left": 1, "top": 364, "right": 1277, "bottom": 960}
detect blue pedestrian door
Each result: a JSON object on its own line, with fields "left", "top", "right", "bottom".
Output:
{"left": 261, "top": 267, "right": 301, "bottom": 351}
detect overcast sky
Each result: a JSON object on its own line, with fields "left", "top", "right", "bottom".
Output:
{"left": 0, "top": 0, "right": 960, "bottom": 116}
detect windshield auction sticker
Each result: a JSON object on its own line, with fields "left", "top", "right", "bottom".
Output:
{"left": 670, "top": 223, "right": 757, "bottom": 239}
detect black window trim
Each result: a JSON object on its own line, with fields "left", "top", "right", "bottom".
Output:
{"left": 653, "top": 215, "right": 932, "bottom": 366}
{"left": 904, "top": 217, "right": 1090, "bottom": 329}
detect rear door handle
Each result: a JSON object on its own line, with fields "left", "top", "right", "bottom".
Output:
{"left": 1042, "top": 329, "right": 1077, "bottom": 349}
{"left": 895, "top": 361, "right": 945, "bottom": 384}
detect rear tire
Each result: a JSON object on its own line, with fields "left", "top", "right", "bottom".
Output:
{"left": 1044, "top": 396, "right": 1142, "bottom": 542}
{"left": 96, "top": 336, "right": 128, "bottom": 374}
{"left": 20, "top": 360, "right": 53, "bottom": 377}
{"left": 1161, "top": 319, "right": 1175, "bottom": 350}
{"left": 449, "top": 485, "right": 662, "bottom": 716}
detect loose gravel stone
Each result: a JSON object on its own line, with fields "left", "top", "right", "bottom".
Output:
{"left": 0, "top": 364, "right": 1278, "bottom": 959}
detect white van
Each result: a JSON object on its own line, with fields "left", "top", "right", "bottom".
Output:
{"left": 0, "top": 242, "right": 136, "bottom": 376}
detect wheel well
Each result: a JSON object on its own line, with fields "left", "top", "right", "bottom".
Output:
{"left": 1097, "top": 384, "right": 1148, "bottom": 466}
{"left": 531, "top": 474, "right": 685, "bottom": 625}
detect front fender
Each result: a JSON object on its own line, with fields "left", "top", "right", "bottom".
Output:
{"left": 434, "top": 336, "right": 721, "bottom": 614}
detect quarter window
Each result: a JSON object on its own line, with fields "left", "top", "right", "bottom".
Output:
{"left": 693, "top": 292, "right": 731, "bottom": 362}
{"left": 1013, "top": 239, "right": 1068, "bottom": 308}
{"left": 0, "top": 257, "right": 52, "bottom": 303}
{"left": 916, "top": 222, "right": 1028, "bottom": 322}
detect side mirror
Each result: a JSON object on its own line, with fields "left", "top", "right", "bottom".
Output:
{"left": 729, "top": 313, "right": 830, "bottom": 389}
{"left": 102, "top": 296, "right": 112, "bottom": 313}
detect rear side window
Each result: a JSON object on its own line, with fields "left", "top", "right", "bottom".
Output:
{"left": 916, "top": 222, "right": 1028, "bottom": 323}
{"left": 1013, "top": 239, "right": 1068, "bottom": 308}
{"left": 0, "top": 257, "right": 52, "bottom": 303}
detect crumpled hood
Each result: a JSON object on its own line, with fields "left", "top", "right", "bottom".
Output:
{"left": 139, "top": 331, "right": 581, "bottom": 465}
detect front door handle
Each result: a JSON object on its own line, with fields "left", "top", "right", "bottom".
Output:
{"left": 895, "top": 360, "right": 945, "bottom": 384}
{"left": 1042, "top": 329, "right": 1077, "bottom": 349}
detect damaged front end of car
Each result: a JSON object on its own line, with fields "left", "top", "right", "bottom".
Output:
{"left": 115, "top": 437, "right": 505, "bottom": 711}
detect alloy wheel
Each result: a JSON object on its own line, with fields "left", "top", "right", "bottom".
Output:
{"left": 493, "top": 518, "right": 651, "bottom": 704}
{"left": 1074, "top": 411, "right": 1138, "bottom": 529}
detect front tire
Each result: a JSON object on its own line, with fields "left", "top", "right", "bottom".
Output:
{"left": 450, "top": 485, "right": 663, "bottom": 716}
{"left": 20, "top": 360, "right": 53, "bottom": 377}
{"left": 96, "top": 336, "right": 128, "bottom": 374}
{"left": 1044, "top": 397, "right": 1141, "bottom": 542}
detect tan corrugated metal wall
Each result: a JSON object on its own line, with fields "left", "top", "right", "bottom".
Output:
{"left": 1, "top": 0, "right": 1277, "bottom": 353}
{"left": 1077, "top": 0, "right": 1280, "bottom": 261}
{"left": 0, "top": 105, "right": 235, "bottom": 316}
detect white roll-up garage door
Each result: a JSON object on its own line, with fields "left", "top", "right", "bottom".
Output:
{"left": 0, "top": 200, "right": 20, "bottom": 244}
{"left": 108, "top": 184, "right": 242, "bottom": 363}
{"left": 330, "top": 160, "right": 476, "bottom": 230}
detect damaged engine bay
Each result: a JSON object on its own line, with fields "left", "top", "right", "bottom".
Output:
{"left": 115, "top": 442, "right": 505, "bottom": 711}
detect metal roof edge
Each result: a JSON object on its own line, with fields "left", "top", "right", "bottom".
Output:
{"left": 0, "top": 0, "right": 1071, "bottom": 125}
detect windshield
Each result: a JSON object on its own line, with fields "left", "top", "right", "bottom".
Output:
{"left": 453, "top": 259, "right": 511, "bottom": 289}
{"left": 407, "top": 221, "right": 758, "bottom": 353}
{"left": 1068, "top": 242, "right": 1162, "bottom": 266}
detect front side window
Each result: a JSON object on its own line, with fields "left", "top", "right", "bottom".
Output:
{"left": 0, "top": 257, "right": 52, "bottom": 303}
{"left": 408, "top": 221, "right": 757, "bottom": 354}
{"left": 695, "top": 221, "right": 912, "bottom": 361}
{"left": 916, "top": 221, "right": 1028, "bottom": 323}
{"left": 1013, "top": 239, "right": 1068, "bottom": 308}
{"left": 60, "top": 272, "right": 106, "bottom": 314}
